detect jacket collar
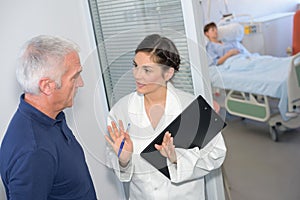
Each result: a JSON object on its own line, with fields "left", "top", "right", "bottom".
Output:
{"left": 18, "top": 94, "right": 65, "bottom": 127}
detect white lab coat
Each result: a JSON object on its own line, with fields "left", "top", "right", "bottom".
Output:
{"left": 106, "top": 82, "right": 226, "bottom": 200}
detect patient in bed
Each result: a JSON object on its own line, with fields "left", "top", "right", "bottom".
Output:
{"left": 204, "top": 22, "right": 251, "bottom": 66}
{"left": 206, "top": 21, "right": 295, "bottom": 122}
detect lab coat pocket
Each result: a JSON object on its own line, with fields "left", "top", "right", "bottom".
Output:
{"left": 130, "top": 173, "right": 152, "bottom": 199}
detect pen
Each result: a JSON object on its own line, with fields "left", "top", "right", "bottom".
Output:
{"left": 117, "top": 123, "right": 130, "bottom": 158}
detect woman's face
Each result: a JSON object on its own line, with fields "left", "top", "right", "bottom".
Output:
{"left": 133, "top": 51, "right": 173, "bottom": 95}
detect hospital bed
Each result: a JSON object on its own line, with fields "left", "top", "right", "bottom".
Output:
{"left": 208, "top": 23, "right": 300, "bottom": 141}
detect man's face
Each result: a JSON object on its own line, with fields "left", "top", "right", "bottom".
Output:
{"left": 205, "top": 26, "right": 218, "bottom": 40}
{"left": 52, "top": 51, "right": 84, "bottom": 110}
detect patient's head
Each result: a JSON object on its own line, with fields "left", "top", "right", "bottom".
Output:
{"left": 204, "top": 22, "right": 218, "bottom": 41}
{"left": 204, "top": 22, "right": 217, "bottom": 33}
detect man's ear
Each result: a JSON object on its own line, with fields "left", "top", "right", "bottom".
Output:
{"left": 204, "top": 31, "right": 209, "bottom": 38}
{"left": 39, "top": 78, "right": 56, "bottom": 95}
{"left": 164, "top": 67, "right": 175, "bottom": 81}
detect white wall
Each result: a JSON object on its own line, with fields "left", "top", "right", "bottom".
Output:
{"left": 0, "top": 0, "right": 124, "bottom": 199}
{"left": 201, "top": 0, "right": 299, "bottom": 23}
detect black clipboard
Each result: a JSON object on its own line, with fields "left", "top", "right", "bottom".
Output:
{"left": 140, "top": 95, "right": 226, "bottom": 179}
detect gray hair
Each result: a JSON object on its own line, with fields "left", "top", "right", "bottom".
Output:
{"left": 16, "top": 35, "right": 80, "bottom": 94}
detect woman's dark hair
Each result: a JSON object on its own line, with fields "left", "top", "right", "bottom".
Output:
{"left": 204, "top": 22, "right": 217, "bottom": 34}
{"left": 135, "top": 34, "right": 180, "bottom": 71}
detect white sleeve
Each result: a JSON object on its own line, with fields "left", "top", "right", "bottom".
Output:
{"left": 168, "top": 133, "right": 226, "bottom": 183}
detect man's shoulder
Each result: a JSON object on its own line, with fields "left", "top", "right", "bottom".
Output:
{"left": 1, "top": 109, "right": 58, "bottom": 161}
{"left": 206, "top": 41, "right": 215, "bottom": 48}
{"left": 0, "top": 112, "right": 35, "bottom": 171}
{"left": 5, "top": 108, "right": 35, "bottom": 138}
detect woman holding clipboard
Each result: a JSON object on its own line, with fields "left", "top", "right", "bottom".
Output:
{"left": 105, "top": 34, "right": 227, "bottom": 200}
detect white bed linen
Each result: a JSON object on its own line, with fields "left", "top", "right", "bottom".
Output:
{"left": 209, "top": 54, "right": 292, "bottom": 121}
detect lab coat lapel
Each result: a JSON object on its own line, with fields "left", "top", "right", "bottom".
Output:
{"left": 127, "top": 93, "right": 150, "bottom": 129}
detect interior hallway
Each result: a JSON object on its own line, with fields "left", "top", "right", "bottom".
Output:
{"left": 222, "top": 114, "right": 300, "bottom": 200}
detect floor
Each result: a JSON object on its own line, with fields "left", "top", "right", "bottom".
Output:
{"left": 222, "top": 113, "right": 300, "bottom": 200}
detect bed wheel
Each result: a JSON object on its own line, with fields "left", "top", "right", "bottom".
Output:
{"left": 269, "top": 126, "right": 279, "bottom": 142}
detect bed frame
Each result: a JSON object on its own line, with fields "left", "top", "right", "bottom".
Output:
{"left": 223, "top": 53, "right": 300, "bottom": 141}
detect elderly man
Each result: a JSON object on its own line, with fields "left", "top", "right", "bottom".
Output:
{"left": 0, "top": 35, "right": 97, "bottom": 200}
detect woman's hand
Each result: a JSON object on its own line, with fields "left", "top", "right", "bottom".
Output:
{"left": 213, "top": 100, "right": 220, "bottom": 113}
{"left": 155, "top": 131, "right": 177, "bottom": 164}
{"left": 105, "top": 120, "right": 133, "bottom": 167}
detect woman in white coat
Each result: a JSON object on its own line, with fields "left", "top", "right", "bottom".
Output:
{"left": 105, "top": 34, "right": 226, "bottom": 200}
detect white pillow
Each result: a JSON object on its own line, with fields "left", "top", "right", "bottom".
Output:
{"left": 218, "top": 23, "right": 244, "bottom": 42}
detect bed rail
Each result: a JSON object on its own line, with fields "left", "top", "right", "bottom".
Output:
{"left": 225, "top": 90, "right": 270, "bottom": 122}
{"left": 287, "top": 52, "right": 300, "bottom": 115}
